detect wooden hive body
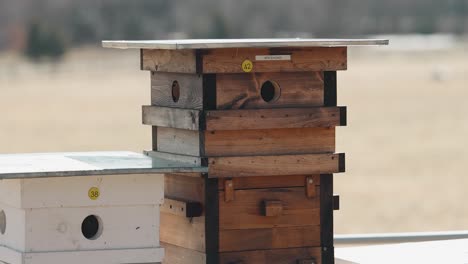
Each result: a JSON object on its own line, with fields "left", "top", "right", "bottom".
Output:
{"left": 140, "top": 45, "right": 347, "bottom": 264}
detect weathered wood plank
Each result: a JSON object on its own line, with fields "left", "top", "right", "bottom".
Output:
{"left": 219, "top": 187, "right": 320, "bottom": 230}
{"left": 204, "top": 128, "right": 335, "bottom": 156}
{"left": 161, "top": 242, "right": 206, "bottom": 264}
{"left": 144, "top": 151, "right": 204, "bottom": 167}
{"left": 160, "top": 212, "right": 206, "bottom": 252}
{"left": 157, "top": 127, "right": 201, "bottom": 156}
{"left": 205, "top": 107, "right": 346, "bottom": 131}
{"left": 217, "top": 175, "right": 319, "bottom": 190}
{"left": 142, "top": 49, "right": 196, "bottom": 73}
{"left": 164, "top": 173, "right": 205, "bottom": 203}
{"left": 216, "top": 72, "right": 324, "bottom": 109}
{"left": 219, "top": 226, "right": 321, "bottom": 252}
{"left": 219, "top": 247, "right": 322, "bottom": 264}
{"left": 208, "top": 153, "right": 345, "bottom": 178}
{"left": 201, "top": 47, "right": 347, "bottom": 73}
{"left": 151, "top": 72, "right": 203, "bottom": 109}
{"left": 157, "top": 127, "right": 334, "bottom": 157}
{"left": 142, "top": 106, "right": 201, "bottom": 130}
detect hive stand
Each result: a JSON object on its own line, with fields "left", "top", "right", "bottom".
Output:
{"left": 103, "top": 39, "right": 388, "bottom": 264}
{"left": 0, "top": 151, "right": 207, "bottom": 264}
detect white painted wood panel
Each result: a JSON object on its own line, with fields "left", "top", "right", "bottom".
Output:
{"left": 0, "top": 246, "right": 164, "bottom": 264}
{"left": 24, "top": 205, "right": 160, "bottom": 252}
{"left": 0, "top": 174, "right": 164, "bottom": 209}
{"left": 0, "top": 203, "right": 26, "bottom": 252}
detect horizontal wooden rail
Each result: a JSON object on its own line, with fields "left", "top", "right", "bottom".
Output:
{"left": 208, "top": 153, "right": 345, "bottom": 178}
{"left": 142, "top": 105, "right": 346, "bottom": 130}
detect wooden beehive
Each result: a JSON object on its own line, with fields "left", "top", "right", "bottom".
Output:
{"left": 0, "top": 151, "right": 207, "bottom": 264}
{"left": 104, "top": 38, "right": 388, "bottom": 264}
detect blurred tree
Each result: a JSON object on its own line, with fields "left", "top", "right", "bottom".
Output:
{"left": 24, "top": 21, "right": 66, "bottom": 61}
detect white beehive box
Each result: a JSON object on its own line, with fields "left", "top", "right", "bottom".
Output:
{"left": 0, "top": 151, "right": 207, "bottom": 264}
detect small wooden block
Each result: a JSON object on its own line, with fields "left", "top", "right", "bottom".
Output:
{"left": 263, "top": 200, "right": 283, "bottom": 217}
{"left": 306, "top": 176, "right": 316, "bottom": 198}
{"left": 225, "top": 179, "right": 234, "bottom": 202}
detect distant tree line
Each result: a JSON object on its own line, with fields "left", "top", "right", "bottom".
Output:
{"left": 5, "top": 0, "right": 466, "bottom": 59}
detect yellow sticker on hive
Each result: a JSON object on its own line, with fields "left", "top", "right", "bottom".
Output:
{"left": 88, "top": 187, "right": 100, "bottom": 200}
{"left": 241, "top": 59, "right": 253, "bottom": 72}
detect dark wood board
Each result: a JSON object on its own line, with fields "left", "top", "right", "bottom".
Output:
{"left": 219, "top": 187, "right": 320, "bottom": 230}
{"left": 216, "top": 72, "right": 324, "bottom": 109}
{"left": 219, "top": 247, "right": 322, "bottom": 264}
{"left": 219, "top": 225, "right": 321, "bottom": 252}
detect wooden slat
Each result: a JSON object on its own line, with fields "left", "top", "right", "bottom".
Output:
{"left": 205, "top": 107, "right": 346, "bottom": 131}
{"left": 144, "top": 150, "right": 204, "bottom": 167}
{"left": 161, "top": 197, "right": 203, "bottom": 218}
{"left": 218, "top": 175, "right": 319, "bottom": 190}
{"left": 219, "top": 226, "right": 321, "bottom": 252}
{"left": 164, "top": 173, "right": 205, "bottom": 203}
{"left": 151, "top": 72, "right": 203, "bottom": 109}
{"left": 157, "top": 127, "right": 201, "bottom": 156}
{"left": 161, "top": 242, "right": 206, "bottom": 264}
{"left": 143, "top": 106, "right": 345, "bottom": 130}
{"left": 204, "top": 127, "right": 335, "bottom": 156}
{"left": 142, "top": 49, "right": 196, "bottom": 73}
{"left": 142, "top": 105, "right": 201, "bottom": 130}
{"left": 201, "top": 47, "right": 347, "bottom": 73}
{"left": 157, "top": 127, "right": 334, "bottom": 157}
{"left": 219, "top": 247, "right": 322, "bottom": 264}
{"left": 208, "top": 153, "right": 345, "bottom": 178}
{"left": 219, "top": 187, "right": 319, "bottom": 230}
{"left": 160, "top": 212, "right": 206, "bottom": 252}
{"left": 216, "top": 72, "right": 324, "bottom": 109}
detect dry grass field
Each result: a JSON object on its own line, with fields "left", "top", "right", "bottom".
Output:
{"left": 0, "top": 43, "right": 467, "bottom": 234}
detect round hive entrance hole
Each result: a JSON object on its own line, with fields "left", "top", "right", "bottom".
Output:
{"left": 0, "top": 210, "right": 6, "bottom": 235}
{"left": 260, "top": 80, "right": 281, "bottom": 103}
{"left": 172, "top": 80, "right": 180, "bottom": 102}
{"left": 81, "top": 215, "right": 102, "bottom": 240}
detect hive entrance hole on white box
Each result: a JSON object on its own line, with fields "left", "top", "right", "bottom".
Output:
{"left": 0, "top": 151, "right": 207, "bottom": 264}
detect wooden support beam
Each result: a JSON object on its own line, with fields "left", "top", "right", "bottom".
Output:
{"left": 208, "top": 153, "right": 345, "bottom": 178}
{"left": 204, "top": 107, "right": 346, "bottom": 130}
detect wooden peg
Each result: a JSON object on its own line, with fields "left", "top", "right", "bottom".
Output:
{"left": 306, "top": 176, "right": 316, "bottom": 198}
{"left": 262, "top": 200, "right": 283, "bottom": 217}
{"left": 225, "top": 179, "right": 234, "bottom": 202}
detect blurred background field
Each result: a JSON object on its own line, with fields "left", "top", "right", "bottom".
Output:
{"left": 1, "top": 0, "right": 468, "bottom": 235}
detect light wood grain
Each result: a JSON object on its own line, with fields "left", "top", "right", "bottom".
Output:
{"left": 151, "top": 72, "right": 203, "bottom": 109}
{"left": 216, "top": 72, "right": 324, "bottom": 109}
{"left": 202, "top": 47, "right": 347, "bottom": 73}
{"left": 219, "top": 226, "right": 321, "bottom": 252}
{"left": 219, "top": 247, "right": 322, "bottom": 264}
{"left": 204, "top": 128, "right": 335, "bottom": 156}
{"left": 208, "top": 153, "right": 345, "bottom": 178}
{"left": 157, "top": 127, "right": 201, "bottom": 156}
{"left": 142, "top": 105, "right": 201, "bottom": 130}
{"left": 205, "top": 107, "right": 346, "bottom": 131}
{"left": 164, "top": 173, "right": 204, "bottom": 203}
{"left": 142, "top": 49, "right": 196, "bottom": 73}
{"left": 162, "top": 242, "right": 206, "bottom": 264}
{"left": 219, "top": 187, "right": 320, "bottom": 229}
{"left": 160, "top": 212, "right": 206, "bottom": 252}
